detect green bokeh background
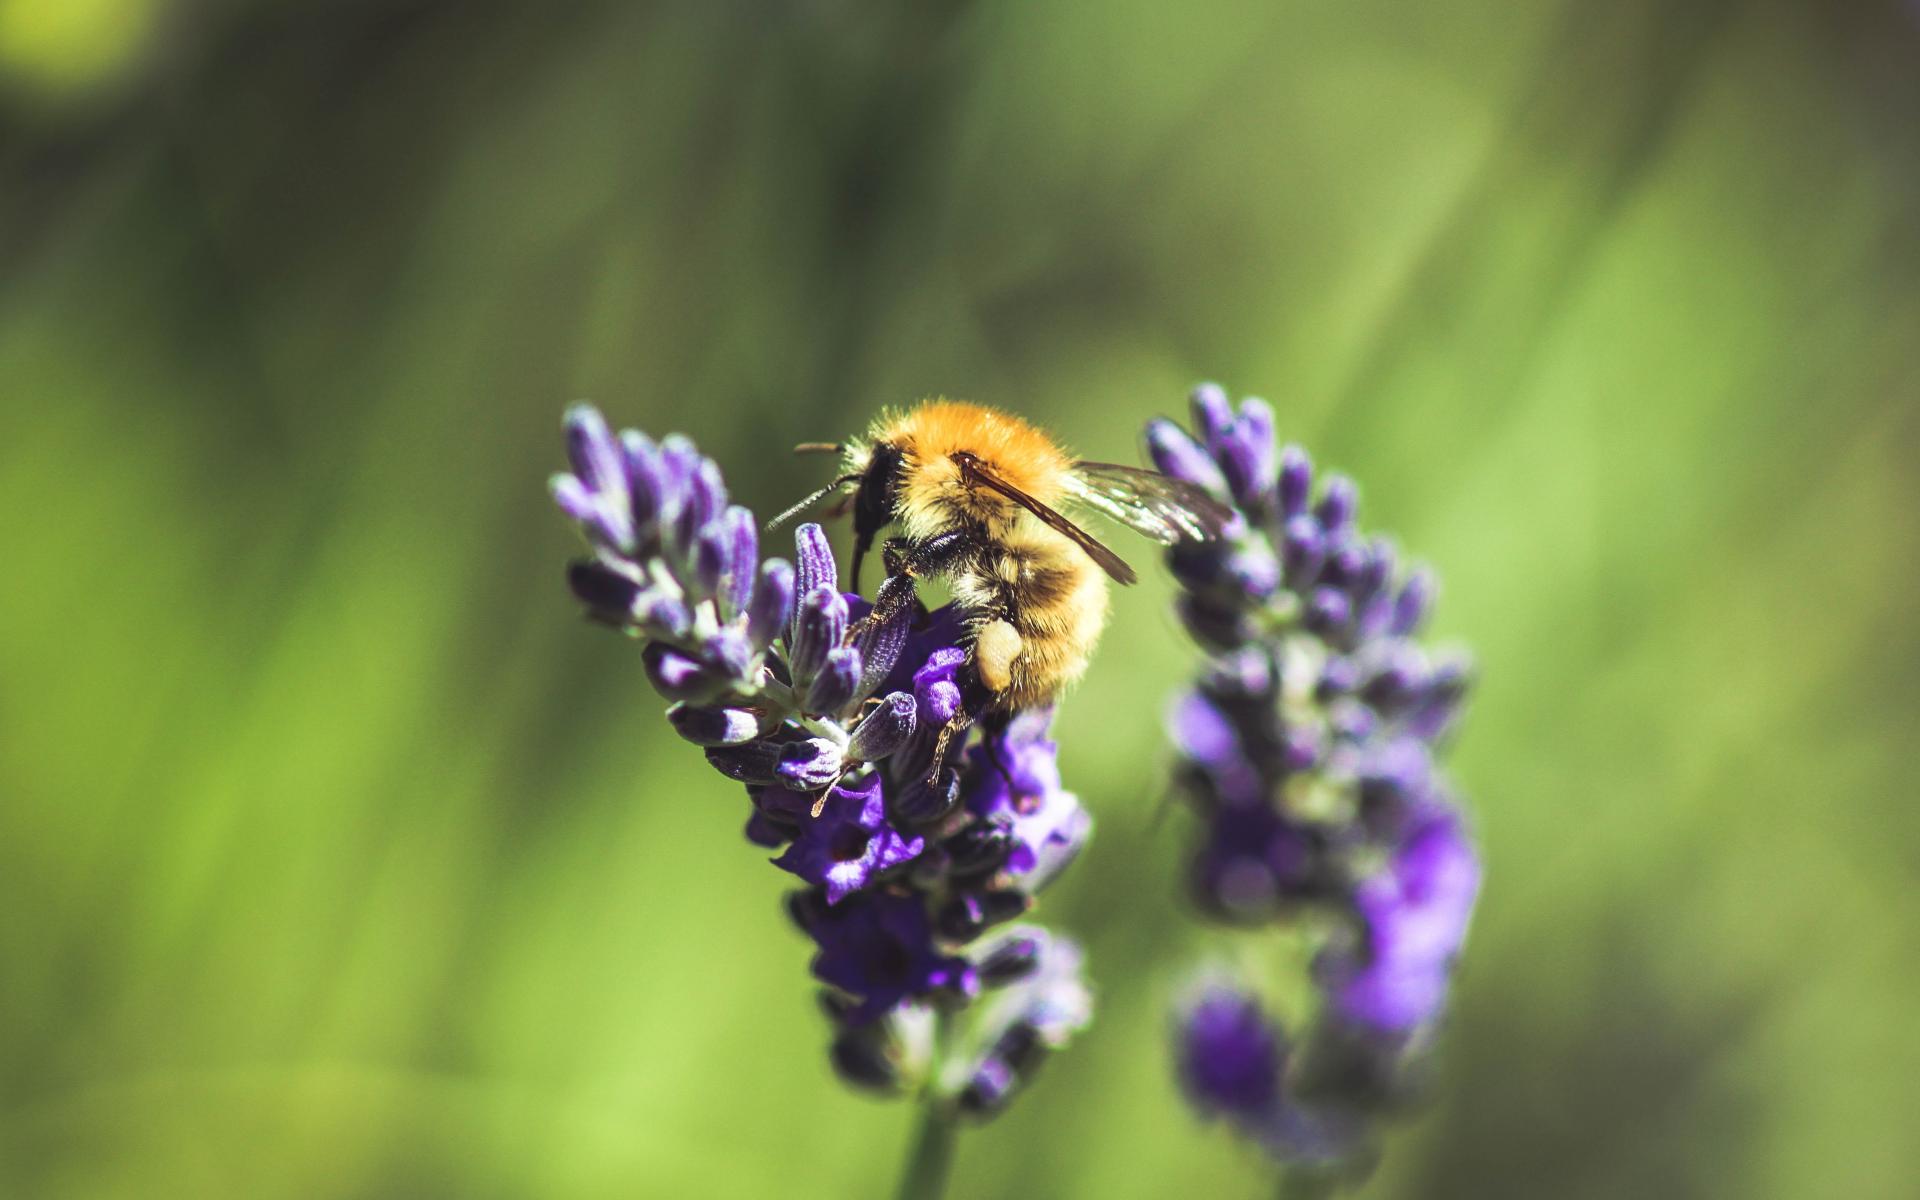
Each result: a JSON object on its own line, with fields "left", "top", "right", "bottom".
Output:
{"left": 5, "top": 2, "right": 1917, "bottom": 1197}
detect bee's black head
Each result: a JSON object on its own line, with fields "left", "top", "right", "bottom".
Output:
{"left": 850, "top": 440, "right": 906, "bottom": 585}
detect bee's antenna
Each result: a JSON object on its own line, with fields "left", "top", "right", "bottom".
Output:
{"left": 765, "top": 473, "right": 861, "bottom": 532}
{"left": 793, "top": 442, "right": 843, "bottom": 454}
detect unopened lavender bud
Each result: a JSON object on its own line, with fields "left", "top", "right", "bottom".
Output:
{"left": 705, "top": 740, "right": 783, "bottom": 785}
{"left": 776, "top": 737, "right": 843, "bottom": 791}
{"left": 849, "top": 691, "right": 917, "bottom": 761}
{"left": 957, "top": 1056, "right": 1017, "bottom": 1116}
{"left": 1304, "top": 588, "right": 1351, "bottom": 636}
{"left": 1391, "top": 568, "right": 1435, "bottom": 636}
{"left": 1189, "top": 382, "right": 1234, "bottom": 448}
{"left": 1146, "top": 418, "right": 1231, "bottom": 500}
{"left": 702, "top": 625, "right": 754, "bottom": 680}
{"left": 1225, "top": 545, "right": 1282, "bottom": 600}
{"left": 745, "top": 559, "right": 795, "bottom": 649}
{"left": 654, "top": 434, "right": 699, "bottom": 526}
{"left": 1315, "top": 475, "right": 1357, "bottom": 539}
{"left": 892, "top": 767, "right": 961, "bottom": 827}
{"left": 806, "top": 646, "right": 863, "bottom": 714}
{"left": 829, "top": 1027, "right": 900, "bottom": 1092}
{"left": 1278, "top": 444, "right": 1313, "bottom": 516}
{"left": 667, "top": 703, "right": 763, "bottom": 747}
{"left": 563, "top": 403, "right": 625, "bottom": 502}
{"left": 1177, "top": 593, "right": 1254, "bottom": 653}
{"left": 934, "top": 889, "right": 1028, "bottom": 941}
{"left": 680, "top": 458, "right": 728, "bottom": 545}
{"left": 978, "top": 932, "right": 1045, "bottom": 985}
{"left": 719, "top": 506, "right": 758, "bottom": 618}
{"left": 643, "top": 642, "right": 725, "bottom": 702}
{"left": 691, "top": 521, "right": 729, "bottom": 599}
{"left": 619, "top": 429, "right": 664, "bottom": 533}
{"left": 549, "top": 473, "right": 599, "bottom": 529}
{"left": 857, "top": 579, "right": 916, "bottom": 696}
{"left": 1280, "top": 514, "right": 1326, "bottom": 588}
{"left": 565, "top": 560, "right": 640, "bottom": 618}
{"left": 793, "top": 522, "right": 839, "bottom": 604}
{"left": 635, "top": 591, "right": 692, "bottom": 640}
{"left": 789, "top": 586, "right": 848, "bottom": 685}
{"left": 1175, "top": 982, "right": 1286, "bottom": 1121}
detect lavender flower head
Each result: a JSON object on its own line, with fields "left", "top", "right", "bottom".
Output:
{"left": 1150, "top": 385, "right": 1482, "bottom": 1171}
{"left": 552, "top": 404, "right": 1092, "bottom": 1110}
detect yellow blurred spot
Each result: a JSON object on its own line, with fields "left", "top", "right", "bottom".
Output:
{"left": 0, "top": 0, "right": 158, "bottom": 100}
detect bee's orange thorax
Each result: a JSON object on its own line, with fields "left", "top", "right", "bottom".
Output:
{"left": 874, "top": 400, "right": 1073, "bottom": 536}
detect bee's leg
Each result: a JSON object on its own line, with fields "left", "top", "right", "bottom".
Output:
{"left": 852, "top": 531, "right": 973, "bottom": 636}
{"left": 927, "top": 710, "right": 974, "bottom": 786}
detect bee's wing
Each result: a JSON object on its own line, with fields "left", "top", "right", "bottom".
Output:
{"left": 951, "top": 451, "right": 1139, "bottom": 585}
{"left": 1066, "top": 462, "right": 1237, "bottom": 545}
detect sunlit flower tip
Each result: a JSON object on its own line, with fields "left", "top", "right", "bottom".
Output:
{"left": 1175, "top": 982, "right": 1286, "bottom": 1121}
{"left": 807, "top": 891, "right": 977, "bottom": 1022}
{"left": 744, "top": 559, "right": 795, "bottom": 649}
{"left": 848, "top": 691, "right": 918, "bottom": 761}
{"left": 787, "top": 585, "right": 849, "bottom": 686}
{"left": 805, "top": 646, "right": 864, "bottom": 713}
{"left": 774, "top": 774, "right": 925, "bottom": 903}
{"left": 1145, "top": 417, "right": 1232, "bottom": 500}
{"left": 775, "top": 737, "right": 845, "bottom": 791}
{"left": 793, "top": 521, "right": 839, "bottom": 601}
{"left": 666, "top": 702, "right": 764, "bottom": 747}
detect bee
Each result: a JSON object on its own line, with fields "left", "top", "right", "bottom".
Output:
{"left": 775, "top": 400, "right": 1234, "bottom": 774}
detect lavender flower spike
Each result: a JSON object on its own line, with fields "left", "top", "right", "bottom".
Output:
{"left": 552, "top": 403, "right": 1095, "bottom": 1139}
{"left": 1150, "top": 386, "right": 1482, "bottom": 1176}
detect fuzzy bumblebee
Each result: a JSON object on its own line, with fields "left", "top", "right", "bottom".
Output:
{"left": 777, "top": 400, "right": 1233, "bottom": 768}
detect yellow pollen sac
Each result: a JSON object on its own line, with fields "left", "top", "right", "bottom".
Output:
{"left": 974, "top": 619, "right": 1023, "bottom": 694}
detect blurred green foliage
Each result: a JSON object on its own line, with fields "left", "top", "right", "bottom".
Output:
{"left": 3, "top": 1, "right": 1917, "bottom": 1197}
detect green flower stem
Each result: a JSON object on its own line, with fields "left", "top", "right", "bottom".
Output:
{"left": 893, "top": 1009, "right": 960, "bottom": 1200}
